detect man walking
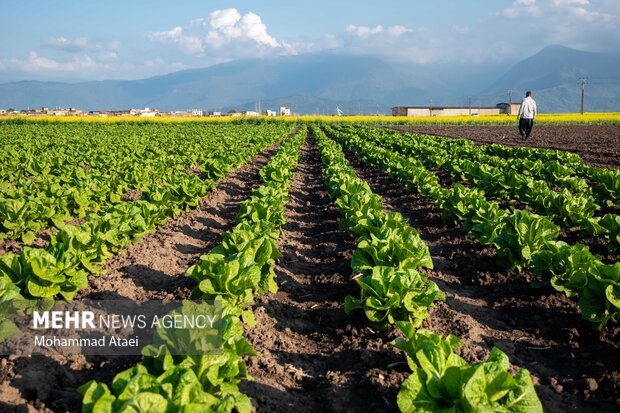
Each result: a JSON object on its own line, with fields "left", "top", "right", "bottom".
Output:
{"left": 518, "top": 91, "right": 537, "bottom": 140}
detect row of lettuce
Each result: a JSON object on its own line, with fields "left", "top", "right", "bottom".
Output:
{"left": 78, "top": 128, "right": 306, "bottom": 412}
{"left": 0, "top": 125, "right": 292, "bottom": 301}
{"left": 371, "top": 126, "right": 620, "bottom": 247}
{"left": 0, "top": 123, "right": 290, "bottom": 244}
{"left": 312, "top": 126, "right": 543, "bottom": 412}
{"left": 326, "top": 125, "right": 619, "bottom": 330}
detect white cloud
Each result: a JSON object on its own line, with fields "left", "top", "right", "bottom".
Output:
{"left": 99, "top": 52, "right": 118, "bottom": 61}
{"left": 0, "top": 51, "right": 98, "bottom": 73}
{"left": 346, "top": 24, "right": 413, "bottom": 38}
{"left": 44, "top": 37, "right": 120, "bottom": 54}
{"left": 148, "top": 8, "right": 286, "bottom": 56}
{"left": 205, "top": 9, "right": 279, "bottom": 48}
{"left": 346, "top": 24, "right": 384, "bottom": 38}
{"left": 549, "top": 0, "right": 606, "bottom": 21}
{"left": 386, "top": 25, "right": 414, "bottom": 37}
{"left": 499, "top": 0, "right": 541, "bottom": 18}
{"left": 500, "top": 0, "right": 610, "bottom": 22}
{"left": 552, "top": 0, "right": 589, "bottom": 6}
{"left": 147, "top": 26, "right": 203, "bottom": 54}
{"left": 0, "top": 51, "right": 193, "bottom": 82}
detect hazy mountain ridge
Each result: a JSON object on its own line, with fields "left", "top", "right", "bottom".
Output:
{"left": 1, "top": 46, "right": 618, "bottom": 113}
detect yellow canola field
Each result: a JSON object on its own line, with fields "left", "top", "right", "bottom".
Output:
{"left": 2, "top": 112, "right": 620, "bottom": 125}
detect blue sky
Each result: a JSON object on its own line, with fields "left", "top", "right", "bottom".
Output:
{"left": 1, "top": 0, "right": 618, "bottom": 82}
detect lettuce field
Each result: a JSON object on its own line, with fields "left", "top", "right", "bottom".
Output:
{"left": 0, "top": 120, "right": 619, "bottom": 412}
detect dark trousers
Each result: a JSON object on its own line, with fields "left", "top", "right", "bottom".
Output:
{"left": 519, "top": 118, "right": 534, "bottom": 139}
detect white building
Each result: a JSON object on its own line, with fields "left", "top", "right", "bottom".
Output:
{"left": 279, "top": 106, "right": 291, "bottom": 116}
{"left": 208, "top": 111, "right": 222, "bottom": 117}
{"left": 265, "top": 110, "right": 277, "bottom": 117}
{"left": 392, "top": 102, "right": 519, "bottom": 117}
{"left": 131, "top": 107, "right": 159, "bottom": 117}
{"left": 243, "top": 111, "right": 260, "bottom": 116}
{"left": 191, "top": 109, "right": 204, "bottom": 117}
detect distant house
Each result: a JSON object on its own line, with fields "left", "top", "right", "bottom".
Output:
{"left": 392, "top": 102, "right": 519, "bottom": 117}
{"left": 208, "top": 111, "right": 222, "bottom": 117}
{"left": 279, "top": 106, "right": 291, "bottom": 116}
{"left": 191, "top": 109, "right": 204, "bottom": 117}
{"left": 265, "top": 110, "right": 277, "bottom": 117}
{"left": 243, "top": 111, "right": 260, "bottom": 116}
{"left": 0, "top": 109, "right": 6, "bottom": 115}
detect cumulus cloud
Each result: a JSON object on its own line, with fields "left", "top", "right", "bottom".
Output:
{"left": 148, "top": 8, "right": 289, "bottom": 57}
{"left": 206, "top": 9, "right": 279, "bottom": 48}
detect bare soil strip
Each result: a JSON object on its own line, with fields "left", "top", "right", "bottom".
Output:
{"left": 240, "top": 134, "right": 407, "bottom": 413}
{"left": 387, "top": 124, "right": 620, "bottom": 169}
{"left": 0, "top": 142, "right": 281, "bottom": 413}
{"left": 341, "top": 146, "right": 620, "bottom": 413}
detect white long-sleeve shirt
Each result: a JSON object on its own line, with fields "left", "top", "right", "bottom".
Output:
{"left": 518, "top": 96, "right": 537, "bottom": 119}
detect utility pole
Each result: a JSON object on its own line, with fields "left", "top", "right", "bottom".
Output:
{"left": 580, "top": 77, "right": 586, "bottom": 114}
{"left": 468, "top": 96, "right": 472, "bottom": 115}
{"left": 508, "top": 89, "right": 513, "bottom": 104}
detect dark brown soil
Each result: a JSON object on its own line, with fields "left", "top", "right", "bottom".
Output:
{"left": 0, "top": 142, "right": 281, "bottom": 413}
{"left": 388, "top": 124, "right": 620, "bottom": 169}
{"left": 341, "top": 145, "right": 620, "bottom": 413}
{"left": 121, "top": 189, "right": 142, "bottom": 202}
{"left": 240, "top": 133, "right": 408, "bottom": 412}
{"left": 0, "top": 239, "right": 22, "bottom": 255}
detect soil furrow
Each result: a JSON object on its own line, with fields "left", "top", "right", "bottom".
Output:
{"left": 240, "top": 133, "right": 407, "bottom": 413}
{"left": 341, "top": 145, "right": 620, "bottom": 413}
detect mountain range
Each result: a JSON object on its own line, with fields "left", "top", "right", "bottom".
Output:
{"left": 1, "top": 45, "right": 619, "bottom": 114}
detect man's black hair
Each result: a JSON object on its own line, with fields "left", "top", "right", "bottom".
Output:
{"left": 526, "top": 91, "right": 532, "bottom": 97}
